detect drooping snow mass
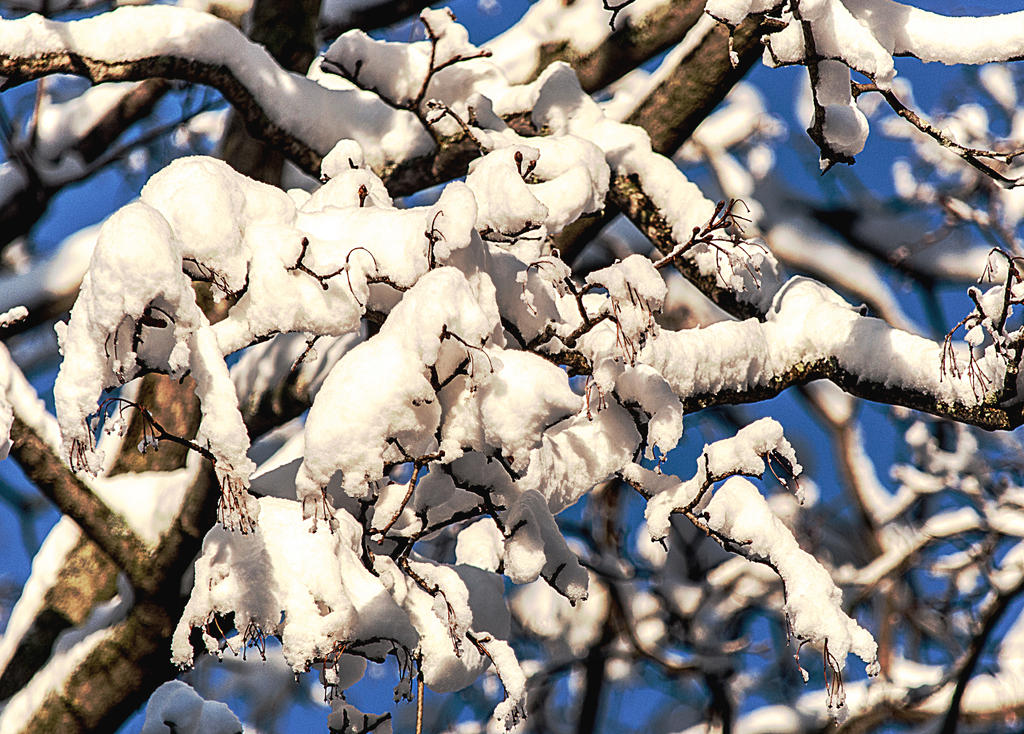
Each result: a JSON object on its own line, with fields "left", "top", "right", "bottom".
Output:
{"left": 503, "top": 489, "right": 588, "bottom": 603}
{"left": 173, "top": 496, "right": 418, "bottom": 671}
{"left": 52, "top": 190, "right": 258, "bottom": 528}
{"left": 703, "top": 1, "right": 1024, "bottom": 163}
{"left": 704, "top": 477, "right": 877, "bottom": 673}
{"left": 438, "top": 348, "right": 581, "bottom": 471}
{"left": 174, "top": 496, "right": 517, "bottom": 715}
{"left": 140, "top": 681, "right": 241, "bottom": 734}
{"left": 812, "top": 60, "right": 869, "bottom": 159}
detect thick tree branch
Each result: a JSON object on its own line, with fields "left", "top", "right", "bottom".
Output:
{"left": 625, "top": 11, "right": 775, "bottom": 155}
{"left": 676, "top": 352, "right": 1024, "bottom": 430}
{"left": 219, "top": 0, "right": 320, "bottom": 185}
{"left": 535, "top": 0, "right": 706, "bottom": 93}
{"left": 320, "top": 0, "right": 434, "bottom": 41}
{"left": 0, "top": 50, "right": 325, "bottom": 174}
{"left": 8, "top": 416, "right": 154, "bottom": 592}
{"left": 15, "top": 598, "right": 181, "bottom": 733}
{"left": 0, "top": 532, "right": 119, "bottom": 699}
{"left": 0, "top": 8, "right": 361, "bottom": 175}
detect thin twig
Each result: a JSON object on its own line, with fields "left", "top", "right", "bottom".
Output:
{"left": 855, "top": 82, "right": 1024, "bottom": 189}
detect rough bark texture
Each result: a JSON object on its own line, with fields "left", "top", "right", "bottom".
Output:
{"left": 626, "top": 13, "right": 772, "bottom": 155}
{"left": 0, "top": 3, "right": 321, "bottom": 731}
{"left": 535, "top": 0, "right": 705, "bottom": 92}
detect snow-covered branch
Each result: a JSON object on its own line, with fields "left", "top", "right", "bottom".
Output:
{"left": 0, "top": 6, "right": 431, "bottom": 175}
{"left": 6, "top": 415, "right": 154, "bottom": 591}
{"left": 8, "top": 2, "right": 1024, "bottom": 732}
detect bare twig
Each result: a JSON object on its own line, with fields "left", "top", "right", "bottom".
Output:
{"left": 855, "top": 82, "right": 1024, "bottom": 189}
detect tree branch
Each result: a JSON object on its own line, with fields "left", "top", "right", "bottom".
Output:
{"left": 0, "top": 78, "right": 168, "bottom": 251}
{"left": 534, "top": 0, "right": 706, "bottom": 93}
{"left": 939, "top": 574, "right": 1024, "bottom": 734}
{"left": 625, "top": 10, "right": 775, "bottom": 155}
{"left": 610, "top": 174, "right": 770, "bottom": 320}
{"left": 8, "top": 415, "right": 154, "bottom": 592}
{"left": 854, "top": 81, "right": 1024, "bottom": 189}
{"left": 0, "top": 7, "right": 375, "bottom": 175}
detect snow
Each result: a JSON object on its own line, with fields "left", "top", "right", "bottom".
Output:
{"left": 762, "top": 1, "right": 1024, "bottom": 87}
{"left": 474, "top": 634, "right": 526, "bottom": 729}
{"left": 87, "top": 467, "right": 192, "bottom": 545}
{"left": 703, "top": 477, "right": 877, "bottom": 670}
{"left": 141, "top": 680, "right": 242, "bottom": 734}
{"left": 645, "top": 417, "right": 801, "bottom": 540}
{"left": 585, "top": 255, "right": 667, "bottom": 364}
{"left": 456, "top": 517, "right": 505, "bottom": 572}
{"left": 231, "top": 331, "right": 363, "bottom": 425}
{"left": 518, "top": 400, "right": 641, "bottom": 514}
{"left": 324, "top": 8, "right": 486, "bottom": 110}
{"left": 140, "top": 156, "right": 296, "bottom": 299}
{"left": 0, "top": 306, "right": 27, "bottom": 330}
{"left": 53, "top": 183, "right": 260, "bottom": 526}
{"left": 487, "top": 0, "right": 671, "bottom": 84}
{"left": 0, "top": 575, "right": 132, "bottom": 734}
{"left": 814, "top": 60, "right": 869, "bottom": 159}
{"left": 613, "top": 363, "right": 683, "bottom": 459}
{"left": 16, "top": 4, "right": 1024, "bottom": 729}
{"left": 0, "top": 6, "right": 434, "bottom": 168}
{"left": 713, "top": 1, "right": 1024, "bottom": 160}
{"left": 640, "top": 276, "right": 994, "bottom": 417}
{"left": 296, "top": 267, "right": 496, "bottom": 512}
{"left": 439, "top": 348, "right": 580, "bottom": 471}
{"left": 466, "top": 146, "right": 549, "bottom": 236}
{"left": 503, "top": 489, "right": 588, "bottom": 603}
{"left": 173, "top": 496, "right": 417, "bottom": 671}
{"left": 705, "top": 0, "right": 782, "bottom": 27}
